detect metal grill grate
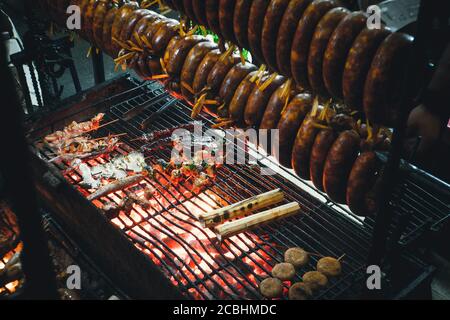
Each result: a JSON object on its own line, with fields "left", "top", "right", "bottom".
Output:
{"left": 33, "top": 79, "right": 446, "bottom": 300}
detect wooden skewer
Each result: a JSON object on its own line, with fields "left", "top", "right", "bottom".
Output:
{"left": 91, "top": 133, "right": 127, "bottom": 141}
{"left": 214, "top": 202, "right": 300, "bottom": 241}
{"left": 198, "top": 189, "right": 284, "bottom": 228}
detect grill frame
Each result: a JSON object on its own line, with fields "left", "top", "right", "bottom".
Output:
{"left": 26, "top": 75, "right": 445, "bottom": 300}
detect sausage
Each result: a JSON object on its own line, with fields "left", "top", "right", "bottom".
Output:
{"left": 79, "top": 0, "right": 91, "bottom": 38}
{"left": 248, "top": 0, "right": 271, "bottom": 64}
{"left": 206, "top": 54, "right": 241, "bottom": 98}
{"left": 119, "top": 9, "right": 150, "bottom": 45}
{"left": 276, "top": 0, "right": 311, "bottom": 77}
{"left": 291, "top": 113, "right": 322, "bottom": 179}
{"left": 111, "top": 2, "right": 139, "bottom": 55}
{"left": 323, "top": 130, "right": 360, "bottom": 203}
{"left": 346, "top": 151, "right": 380, "bottom": 216}
{"left": 132, "top": 13, "right": 160, "bottom": 38}
{"left": 183, "top": 0, "right": 198, "bottom": 23}
{"left": 342, "top": 27, "right": 391, "bottom": 111}
{"left": 291, "top": 0, "right": 338, "bottom": 89}
{"left": 92, "top": 0, "right": 110, "bottom": 48}
{"left": 260, "top": 80, "right": 294, "bottom": 130}
{"left": 148, "top": 56, "right": 163, "bottom": 75}
{"left": 136, "top": 54, "right": 152, "bottom": 79}
{"left": 323, "top": 11, "right": 367, "bottom": 98}
{"left": 229, "top": 71, "right": 259, "bottom": 125}
{"left": 192, "top": 0, "right": 208, "bottom": 26}
{"left": 261, "top": 0, "right": 291, "bottom": 72}
{"left": 192, "top": 49, "right": 222, "bottom": 94}
{"left": 219, "top": 0, "right": 237, "bottom": 43}
{"left": 143, "top": 19, "right": 168, "bottom": 53}
{"left": 151, "top": 20, "right": 180, "bottom": 55}
{"left": 307, "top": 7, "right": 349, "bottom": 96}
{"left": 244, "top": 74, "right": 286, "bottom": 127}
{"left": 276, "top": 94, "right": 312, "bottom": 168}
{"left": 219, "top": 63, "right": 258, "bottom": 110}
{"left": 181, "top": 41, "right": 219, "bottom": 100}
{"left": 310, "top": 129, "right": 338, "bottom": 191}
{"left": 363, "top": 32, "right": 414, "bottom": 126}
{"left": 163, "top": 35, "right": 182, "bottom": 70}
{"left": 206, "top": 0, "right": 222, "bottom": 36}
{"left": 101, "top": 5, "right": 119, "bottom": 55}
{"left": 166, "top": 35, "right": 208, "bottom": 78}
{"left": 84, "top": 0, "right": 100, "bottom": 43}
{"left": 233, "top": 0, "right": 253, "bottom": 49}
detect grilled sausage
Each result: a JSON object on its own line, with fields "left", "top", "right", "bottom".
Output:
{"left": 276, "top": 94, "right": 312, "bottom": 168}
{"left": 219, "top": 62, "right": 258, "bottom": 110}
{"left": 183, "top": 0, "right": 198, "bottom": 22}
{"left": 248, "top": 0, "right": 271, "bottom": 64}
{"left": 363, "top": 32, "right": 414, "bottom": 126}
{"left": 192, "top": 0, "right": 208, "bottom": 26}
{"left": 229, "top": 71, "right": 259, "bottom": 125}
{"left": 276, "top": 0, "right": 311, "bottom": 77}
{"left": 342, "top": 27, "right": 391, "bottom": 111}
{"left": 310, "top": 129, "right": 338, "bottom": 191}
{"left": 92, "top": 0, "right": 110, "bottom": 48}
{"left": 163, "top": 35, "right": 182, "bottom": 71}
{"left": 323, "top": 130, "right": 360, "bottom": 203}
{"left": 84, "top": 0, "right": 100, "bottom": 43}
{"left": 291, "top": 0, "right": 338, "bottom": 89}
{"left": 244, "top": 74, "right": 286, "bottom": 127}
{"left": 101, "top": 4, "right": 119, "bottom": 55}
{"left": 260, "top": 80, "right": 294, "bottom": 130}
{"left": 119, "top": 9, "right": 150, "bottom": 45}
{"left": 151, "top": 20, "right": 180, "bottom": 55}
{"left": 261, "top": 0, "right": 291, "bottom": 72}
{"left": 148, "top": 56, "right": 163, "bottom": 75}
{"left": 132, "top": 13, "right": 160, "bottom": 38}
{"left": 233, "top": 0, "right": 253, "bottom": 49}
{"left": 192, "top": 49, "right": 222, "bottom": 94}
{"left": 111, "top": 2, "right": 139, "bottom": 55}
{"left": 291, "top": 112, "right": 322, "bottom": 179}
{"left": 181, "top": 41, "right": 219, "bottom": 100}
{"left": 206, "top": 0, "right": 222, "bottom": 36}
{"left": 79, "top": 0, "right": 91, "bottom": 38}
{"left": 307, "top": 7, "right": 349, "bottom": 96}
{"left": 137, "top": 54, "right": 152, "bottom": 79}
{"left": 206, "top": 54, "right": 241, "bottom": 98}
{"left": 218, "top": 0, "right": 237, "bottom": 43}
{"left": 166, "top": 35, "right": 208, "bottom": 78}
{"left": 323, "top": 11, "right": 367, "bottom": 98}
{"left": 346, "top": 151, "right": 380, "bottom": 216}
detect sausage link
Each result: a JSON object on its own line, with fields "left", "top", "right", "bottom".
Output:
{"left": 79, "top": 0, "right": 91, "bottom": 38}
{"left": 151, "top": 20, "right": 180, "bottom": 55}
{"left": 166, "top": 35, "right": 208, "bottom": 78}
{"left": 148, "top": 56, "right": 163, "bottom": 75}
{"left": 192, "top": 0, "right": 208, "bottom": 26}
{"left": 342, "top": 27, "right": 391, "bottom": 111}
{"left": 206, "top": 54, "right": 241, "bottom": 98}
{"left": 244, "top": 74, "right": 286, "bottom": 127}
{"left": 276, "top": 0, "right": 311, "bottom": 77}
{"left": 143, "top": 18, "right": 167, "bottom": 53}
{"left": 307, "top": 7, "right": 349, "bottom": 96}
{"left": 101, "top": 5, "right": 119, "bottom": 55}
{"left": 346, "top": 151, "right": 380, "bottom": 216}
{"left": 92, "top": 0, "right": 110, "bottom": 49}
{"left": 261, "top": 0, "right": 291, "bottom": 72}
{"left": 291, "top": 113, "right": 321, "bottom": 179}
{"left": 291, "top": 0, "right": 338, "bottom": 89}
{"left": 163, "top": 35, "right": 182, "bottom": 70}
{"left": 323, "top": 11, "right": 367, "bottom": 98}
{"left": 206, "top": 0, "right": 222, "bottom": 36}
{"left": 363, "top": 32, "right": 414, "bottom": 126}
{"left": 323, "top": 130, "right": 360, "bottom": 203}
{"left": 248, "top": 0, "right": 271, "bottom": 64}
{"left": 192, "top": 49, "right": 222, "bottom": 94}
{"left": 111, "top": 2, "right": 139, "bottom": 55}
{"left": 119, "top": 9, "right": 150, "bottom": 45}
{"left": 219, "top": 0, "right": 237, "bottom": 43}
{"left": 310, "top": 129, "right": 338, "bottom": 191}
{"left": 84, "top": 0, "right": 100, "bottom": 43}
{"left": 233, "top": 0, "right": 253, "bottom": 49}
{"left": 229, "top": 71, "right": 259, "bottom": 125}
{"left": 260, "top": 80, "right": 294, "bottom": 130}
{"left": 181, "top": 41, "right": 219, "bottom": 101}
{"left": 219, "top": 62, "right": 258, "bottom": 110}
{"left": 136, "top": 54, "right": 152, "bottom": 79}
{"left": 183, "top": 0, "right": 198, "bottom": 23}
{"left": 276, "top": 94, "right": 312, "bottom": 168}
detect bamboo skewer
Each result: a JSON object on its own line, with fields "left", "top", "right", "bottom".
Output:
{"left": 214, "top": 202, "right": 300, "bottom": 241}
{"left": 198, "top": 189, "right": 285, "bottom": 228}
